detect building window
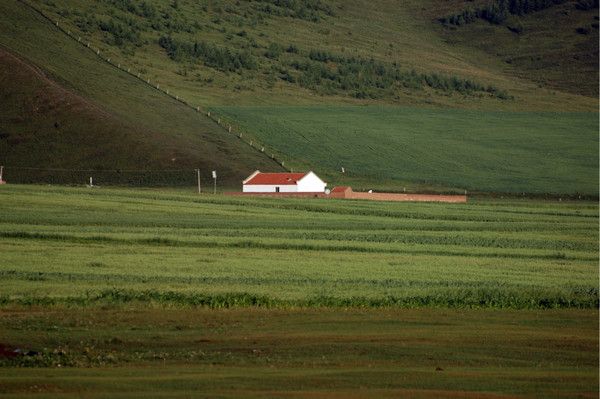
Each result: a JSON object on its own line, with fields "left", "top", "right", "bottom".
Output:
{"left": 275, "top": 187, "right": 280, "bottom": 193}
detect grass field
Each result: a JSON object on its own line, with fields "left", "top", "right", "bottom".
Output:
{"left": 1, "top": 185, "right": 597, "bottom": 306}
{"left": 0, "top": 185, "right": 598, "bottom": 397}
{"left": 212, "top": 106, "right": 599, "bottom": 195}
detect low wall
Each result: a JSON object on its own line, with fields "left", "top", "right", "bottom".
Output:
{"left": 342, "top": 192, "right": 467, "bottom": 203}
{"left": 226, "top": 190, "right": 467, "bottom": 203}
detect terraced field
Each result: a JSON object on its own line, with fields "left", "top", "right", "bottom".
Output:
{"left": 1, "top": 185, "right": 597, "bottom": 307}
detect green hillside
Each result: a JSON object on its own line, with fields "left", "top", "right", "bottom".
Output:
{"left": 0, "top": 0, "right": 283, "bottom": 186}
{"left": 28, "top": 0, "right": 597, "bottom": 110}
{"left": 0, "top": 0, "right": 597, "bottom": 192}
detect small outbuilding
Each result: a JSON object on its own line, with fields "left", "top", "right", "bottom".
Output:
{"left": 242, "top": 170, "right": 327, "bottom": 193}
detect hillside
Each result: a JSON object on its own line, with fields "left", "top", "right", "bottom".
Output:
{"left": 0, "top": 0, "right": 597, "bottom": 193}
{"left": 0, "top": 0, "right": 283, "bottom": 186}
{"left": 27, "top": 0, "right": 598, "bottom": 110}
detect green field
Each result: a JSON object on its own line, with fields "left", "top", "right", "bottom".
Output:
{"left": 0, "top": 185, "right": 598, "bottom": 397}
{"left": 213, "top": 106, "right": 599, "bottom": 195}
{"left": 0, "top": 185, "right": 598, "bottom": 306}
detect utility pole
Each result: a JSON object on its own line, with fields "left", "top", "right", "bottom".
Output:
{"left": 196, "top": 169, "right": 201, "bottom": 194}
{"left": 212, "top": 170, "right": 217, "bottom": 194}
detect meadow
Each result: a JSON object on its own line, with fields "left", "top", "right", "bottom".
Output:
{"left": 212, "top": 106, "right": 599, "bottom": 195}
{"left": 0, "top": 185, "right": 597, "bottom": 306}
{"left": 0, "top": 185, "right": 597, "bottom": 397}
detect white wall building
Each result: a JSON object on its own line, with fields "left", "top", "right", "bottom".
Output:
{"left": 242, "top": 171, "right": 327, "bottom": 193}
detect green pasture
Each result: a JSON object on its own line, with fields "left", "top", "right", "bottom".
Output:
{"left": 213, "top": 106, "right": 599, "bottom": 195}
{"left": 0, "top": 185, "right": 597, "bottom": 307}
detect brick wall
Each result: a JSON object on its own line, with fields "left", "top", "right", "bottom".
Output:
{"left": 226, "top": 189, "right": 467, "bottom": 203}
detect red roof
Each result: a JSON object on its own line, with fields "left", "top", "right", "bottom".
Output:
{"left": 244, "top": 172, "right": 307, "bottom": 185}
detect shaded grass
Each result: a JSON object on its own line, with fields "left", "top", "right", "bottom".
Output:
{"left": 1, "top": 287, "right": 597, "bottom": 309}
{"left": 0, "top": 1, "right": 282, "bottom": 186}
{"left": 0, "top": 307, "right": 597, "bottom": 397}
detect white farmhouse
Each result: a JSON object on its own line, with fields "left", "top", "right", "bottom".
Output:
{"left": 242, "top": 171, "right": 327, "bottom": 193}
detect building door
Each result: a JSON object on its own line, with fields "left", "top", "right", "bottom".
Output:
{"left": 275, "top": 187, "right": 280, "bottom": 193}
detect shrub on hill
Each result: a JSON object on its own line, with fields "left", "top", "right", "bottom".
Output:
{"left": 99, "top": 17, "right": 143, "bottom": 47}
{"left": 289, "top": 50, "right": 512, "bottom": 99}
{"left": 265, "top": 42, "right": 283, "bottom": 59}
{"left": 159, "top": 35, "right": 257, "bottom": 71}
{"left": 575, "top": 0, "right": 599, "bottom": 10}
{"left": 250, "top": 0, "right": 334, "bottom": 22}
{"left": 440, "top": 0, "right": 569, "bottom": 26}
{"left": 108, "top": 0, "right": 158, "bottom": 18}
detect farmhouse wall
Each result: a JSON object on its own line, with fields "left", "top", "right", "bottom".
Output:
{"left": 243, "top": 184, "right": 298, "bottom": 193}
{"left": 296, "top": 172, "right": 327, "bottom": 193}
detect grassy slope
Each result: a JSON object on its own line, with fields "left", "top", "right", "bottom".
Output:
{"left": 0, "top": 308, "right": 597, "bottom": 398}
{"left": 213, "top": 106, "right": 599, "bottom": 195}
{"left": 30, "top": 0, "right": 597, "bottom": 111}
{"left": 1, "top": 185, "right": 597, "bottom": 306}
{"left": 0, "top": 0, "right": 283, "bottom": 185}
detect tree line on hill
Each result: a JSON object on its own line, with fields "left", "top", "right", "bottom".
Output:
{"left": 439, "top": 0, "right": 578, "bottom": 26}
{"left": 50, "top": 0, "right": 513, "bottom": 101}
{"left": 158, "top": 36, "right": 257, "bottom": 71}
{"left": 249, "top": 0, "right": 334, "bottom": 22}
{"left": 69, "top": 0, "right": 335, "bottom": 50}
{"left": 288, "top": 49, "right": 511, "bottom": 99}
{"left": 157, "top": 34, "right": 512, "bottom": 100}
